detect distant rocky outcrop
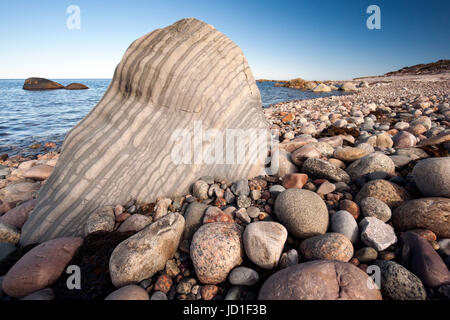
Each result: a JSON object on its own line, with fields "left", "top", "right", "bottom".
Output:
{"left": 23, "top": 78, "right": 89, "bottom": 90}
{"left": 385, "top": 59, "right": 450, "bottom": 76}
{"left": 23, "top": 78, "right": 65, "bottom": 91}
{"left": 340, "top": 82, "right": 357, "bottom": 92}
{"left": 270, "top": 77, "right": 351, "bottom": 92}
{"left": 274, "top": 78, "right": 321, "bottom": 91}
{"left": 20, "top": 18, "right": 270, "bottom": 245}
{"left": 256, "top": 79, "right": 287, "bottom": 83}
{"left": 312, "top": 83, "right": 331, "bottom": 92}
{"left": 281, "top": 78, "right": 307, "bottom": 89}
{"left": 65, "top": 83, "right": 89, "bottom": 90}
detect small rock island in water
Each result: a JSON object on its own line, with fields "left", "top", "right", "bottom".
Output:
{"left": 23, "top": 77, "right": 88, "bottom": 90}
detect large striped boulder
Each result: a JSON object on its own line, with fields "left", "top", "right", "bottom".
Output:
{"left": 20, "top": 18, "right": 270, "bottom": 245}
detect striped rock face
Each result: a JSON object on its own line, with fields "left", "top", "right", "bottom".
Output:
{"left": 20, "top": 18, "right": 270, "bottom": 245}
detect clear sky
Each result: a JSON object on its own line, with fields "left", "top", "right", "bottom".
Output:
{"left": 0, "top": 0, "right": 449, "bottom": 80}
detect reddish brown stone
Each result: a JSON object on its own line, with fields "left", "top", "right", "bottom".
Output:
{"left": 350, "top": 257, "right": 360, "bottom": 266}
{"left": 378, "top": 251, "right": 396, "bottom": 261}
{"left": 282, "top": 113, "right": 295, "bottom": 123}
{"left": 202, "top": 206, "right": 233, "bottom": 224}
{"left": 339, "top": 199, "right": 360, "bottom": 219}
{"left": 313, "top": 179, "right": 328, "bottom": 185}
{"left": 400, "top": 232, "right": 450, "bottom": 288}
{"left": 2, "top": 237, "right": 83, "bottom": 298}
{"left": 299, "top": 233, "right": 354, "bottom": 262}
{"left": 201, "top": 284, "right": 218, "bottom": 300}
{"left": 392, "top": 198, "right": 450, "bottom": 238}
{"left": 65, "top": 83, "right": 89, "bottom": 90}
{"left": 214, "top": 197, "right": 227, "bottom": 208}
{"left": 258, "top": 213, "right": 267, "bottom": 220}
{"left": 0, "top": 199, "right": 37, "bottom": 229}
{"left": 0, "top": 201, "right": 18, "bottom": 215}
{"left": 249, "top": 178, "right": 267, "bottom": 191}
{"left": 191, "top": 222, "right": 243, "bottom": 284}
{"left": 282, "top": 173, "right": 308, "bottom": 189}
{"left": 258, "top": 260, "right": 381, "bottom": 300}
{"left": 116, "top": 212, "right": 131, "bottom": 223}
{"left": 23, "top": 78, "right": 64, "bottom": 91}
{"left": 387, "top": 129, "right": 398, "bottom": 136}
{"left": 154, "top": 274, "right": 173, "bottom": 294}
{"left": 44, "top": 142, "right": 57, "bottom": 148}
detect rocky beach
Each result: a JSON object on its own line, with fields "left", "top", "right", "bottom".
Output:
{"left": 0, "top": 18, "right": 449, "bottom": 301}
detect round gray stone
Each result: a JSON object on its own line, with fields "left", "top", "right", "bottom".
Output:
{"left": 182, "top": 202, "right": 208, "bottom": 242}
{"left": 228, "top": 267, "right": 259, "bottom": 286}
{"left": 105, "top": 285, "right": 150, "bottom": 300}
{"left": 275, "top": 189, "right": 329, "bottom": 239}
{"left": 301, "top": 158, "right": 350, "bottom": 183}
{"left": 225, "top": 286, "right": 244, "bottom": 300}
{"left": 330, "top": 210, "right": 359, "bottom": 244}
{"left": 346, "top": 152, "right": 395, "bottom": 181}
{"left": 360, "top": 197, "right": 392, "bottom": 222}
{"left": 150, "top": 291, "right": 168, "bottom": 300}
{"left": 412, "top": 158, "right": 450, "bottom": 197}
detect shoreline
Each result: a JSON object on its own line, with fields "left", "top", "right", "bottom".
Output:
{"left": 0, "top": 73, "right": 449, "bottom": 300}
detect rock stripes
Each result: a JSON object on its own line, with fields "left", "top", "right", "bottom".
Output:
{"left": 21, "top": 18, "right": 269, "bottom": 245}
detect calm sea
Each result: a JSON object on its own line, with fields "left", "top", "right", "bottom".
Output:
{"left": 0, "top": 79, "right": 342, "bottom": 156}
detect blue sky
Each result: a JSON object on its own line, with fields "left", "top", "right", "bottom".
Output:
{"left": 0, "top": 0, "right": 449, "bottom": 80}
